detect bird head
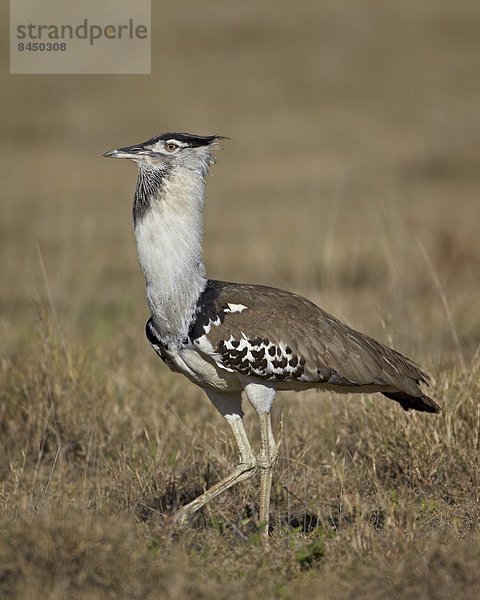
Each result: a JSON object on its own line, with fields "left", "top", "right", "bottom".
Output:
{"left": 103, "top": 132, "right": 226, "bottom": 175}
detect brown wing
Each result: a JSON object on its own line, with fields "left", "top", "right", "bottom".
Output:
{"left": 189, "top": 280, "right": 440, "bottom": 413}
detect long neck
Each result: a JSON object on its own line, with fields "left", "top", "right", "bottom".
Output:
{"left": 133, "top": 164, "right": 208, "bottom": 346}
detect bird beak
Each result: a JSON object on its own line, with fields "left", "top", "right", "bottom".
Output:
{"left": 103, "top": 145, "right": 150, "bottom": 160}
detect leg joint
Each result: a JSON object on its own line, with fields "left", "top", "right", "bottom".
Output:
{"left": 239, "top": 457, "right": 257, "bottom": 472}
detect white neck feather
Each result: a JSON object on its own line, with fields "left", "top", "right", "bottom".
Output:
{"left": 134, "top": 166, "right": 208, "bottom": 346}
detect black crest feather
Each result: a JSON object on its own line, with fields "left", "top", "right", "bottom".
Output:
{"left": 145, "top": 132, "right": 225, "bottom": 147}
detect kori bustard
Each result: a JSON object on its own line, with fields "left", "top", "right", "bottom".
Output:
{"left": 104, "top": 132, "right": 440, "bottom": 541}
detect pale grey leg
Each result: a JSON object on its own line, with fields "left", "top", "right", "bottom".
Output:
{"left": 174, "top": 391, "right": 257, "bottom": 525}
{"left": 244, "top": 383, "right": 278, "bottom": 543}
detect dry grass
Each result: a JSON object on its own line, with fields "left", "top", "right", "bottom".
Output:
{"left": 1, "top": 1, "right": 480, "bottom": 598}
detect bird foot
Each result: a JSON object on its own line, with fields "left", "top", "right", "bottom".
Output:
{"left": 173, "top": 506, "right": 193, "bottom": 526}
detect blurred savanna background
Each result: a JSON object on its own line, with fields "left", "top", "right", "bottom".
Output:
{"left": 1, "top": 1, "right": 480, "bottom": 598}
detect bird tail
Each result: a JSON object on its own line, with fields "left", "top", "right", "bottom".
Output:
{"left": 383, "top": 391, "right": 441, "bottom": 413}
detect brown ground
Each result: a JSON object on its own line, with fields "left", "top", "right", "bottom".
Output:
{"left": 1, "top": 1, "right": 480, "bottom": 598}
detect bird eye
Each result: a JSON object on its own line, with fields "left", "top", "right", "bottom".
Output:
{"left": 164, "top": 142, "right": 179, "bottom": 153}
